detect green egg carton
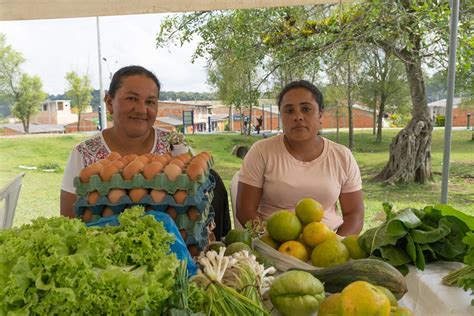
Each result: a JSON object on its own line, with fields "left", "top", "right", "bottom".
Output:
{"left": 74, "top": 175, "right": 215, "bottom": 217}
{"left": 74, "top": 170, "right": 211, "bottom": 196}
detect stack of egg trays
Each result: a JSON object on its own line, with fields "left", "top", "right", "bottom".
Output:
{"left": 74, "top": 173, "right": 215, "bottom": 217}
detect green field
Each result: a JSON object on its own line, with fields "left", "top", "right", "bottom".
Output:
{"left": 0, "top": 129, "right": 473, "bottom": 229}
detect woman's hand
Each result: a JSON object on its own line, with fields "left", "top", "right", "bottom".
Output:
{"left": 336, "top": 190, "right": 364, "bottom": 236}
{"left": 60, "top": 190, "right": 77, "bottom": 218}
{"left": 235, "top": 182, "right": 263, "bottom": 227}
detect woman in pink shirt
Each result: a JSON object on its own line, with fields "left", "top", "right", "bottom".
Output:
{"left": 236, "top": 80, "right": 364, "bottom": 236}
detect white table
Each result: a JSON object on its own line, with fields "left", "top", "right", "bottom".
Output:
{"left": 399, "top": 261, "right": 473, "bottom": 315}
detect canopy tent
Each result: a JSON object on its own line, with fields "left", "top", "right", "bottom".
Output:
{"left": 0, "top": 0, "right": 348, "bottom": 21}
{"left": 0, "top": 0, "right": 460, "bottom": 203}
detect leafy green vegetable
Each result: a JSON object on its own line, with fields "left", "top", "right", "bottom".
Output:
{"left": 0, "top": 206, "right": 179, "bottom": 315}
{"left": 359, "top": 204, "right": 472, "bottom": 272}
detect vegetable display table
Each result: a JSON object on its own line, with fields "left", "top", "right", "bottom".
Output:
{"left": 399, "top": 261, "right": 473, "bottom": 315}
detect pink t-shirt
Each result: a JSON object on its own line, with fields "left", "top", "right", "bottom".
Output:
{"left": 239, "top": 134, "right": 362, "bottom": 230}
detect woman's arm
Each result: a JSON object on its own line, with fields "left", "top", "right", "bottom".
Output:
{"left": 336, "top": 190, "right": 364, "bottom": 236}
{"left": 236, "top": 182, "right": 263, "bottom": 227}
{"left": 60, "top": 190, "right": 77, "bottom": 218}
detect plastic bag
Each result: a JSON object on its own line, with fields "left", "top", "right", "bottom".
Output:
{"left": 87, "top": 210, "right": 198, "bottom": 276}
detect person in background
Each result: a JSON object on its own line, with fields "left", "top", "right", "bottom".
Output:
{"left": 236, "top": 80, "right": 364, "bottom": 236}
{"left": 256, "top": 116, "right": 263, "bottom": 134}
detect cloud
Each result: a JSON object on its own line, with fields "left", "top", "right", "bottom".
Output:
{"left": 0, "top": 13, "right": 210, "bottom": 95}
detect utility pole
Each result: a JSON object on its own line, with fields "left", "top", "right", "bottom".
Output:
{"left": 96, "top": 17, "right": 106, "bottom": 130}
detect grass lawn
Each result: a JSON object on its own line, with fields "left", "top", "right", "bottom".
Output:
{"left": 1, "top": 129, "right": 473, "bottom": 230}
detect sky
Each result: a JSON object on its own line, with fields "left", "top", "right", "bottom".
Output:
{"left": 0, "top": 13, "right": 211, "bottom": 95}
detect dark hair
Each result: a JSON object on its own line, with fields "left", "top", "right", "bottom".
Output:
{"left": 108, "top": 65, "right": 161, "bottom": 98}
{"left": 277, "top": 80, "right": 324, "bottom": 112}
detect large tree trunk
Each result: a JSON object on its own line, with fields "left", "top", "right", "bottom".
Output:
{"left": 372, "top": 91, "right": 377, "bottom": 135}
{"left": 375, "top": 56, "right": 432, "bottom": 184}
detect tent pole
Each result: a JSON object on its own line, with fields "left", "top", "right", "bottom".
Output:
{"left": 96, "top": 16, "right": 107, "bottom": 131}
{"left": 440, "top": 0, "right": 460, "bottom": 204}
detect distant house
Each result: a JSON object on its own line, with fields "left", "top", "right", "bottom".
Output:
{"left": 30, "top": 100, "right": 78, "bottom": 125}
{"left": 427, "top": 98, "right": 472, "bottom": 127}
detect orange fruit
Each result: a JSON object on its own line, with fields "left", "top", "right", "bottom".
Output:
{"left": 342, "top": 235, "right": 369, "bottom": 259}
{"left": 295, "top": 198, "right": 324, "bottom": 225}
{"left": 266, "top": 210, "right": 302, "bottom": 242}
{"left": 278, "top": 240, "right": 309, "bottom": 262}
{"left": 303, "top": 222, "right": 336, "bottom": 248}
{"left": 340, "top": 281, "right": 390, "bottom": 316}
{"left": 311, "top": 239, "right": 349, "bottom": 268}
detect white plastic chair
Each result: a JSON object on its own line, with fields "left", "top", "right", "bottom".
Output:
{"left": 0, "top": 173, "right": 25, "bottom": 229}
{"left": 229, "top": 170, "right": 243, "bottom": 229}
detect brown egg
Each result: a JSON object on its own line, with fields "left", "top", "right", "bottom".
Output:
{"left": 164, "top": 163, "right": 182, "bottom": 181}
{"left": 107, "top": 188, "right": 127, "bottom": 204}
{"left": 82, "top": 209, "right": 94, "bottom": 223}
{"left": 79, "top": 163, "right": 102, "bottom": 183}
{"left": 106, "top": 152, "right": 122, "bottom": 161}
{"left": 199, "top": 151, "right": 212, "bottom": 161}
{"left": 87, "top": 190, "right": 101, "bottom": 205}
{"left": 176, "top": 153, "right": 192, "bottom": 164}
{"left": 143, "top": 153, "right": 154, "bottom": 160}
{"left": 169, "top": 158, "right": 185, "bottom": 169}
{"left": 123, "top": 154, "right": 138, "bottom": 163}
{"left": 142, "top": 161, "right": 164, "bottom": 180}
{"left": 190, "top": 156, "right": 208, "bottom": 171}
{"left": 151, "top": 155, "right": 168, "bottom": 166}
{"left": 122, "top": 160, "right": 145, "bottom": 181}
{"left": 101, "top": 207, "right": 114, "bottom": 217}
{"left": 110, "top": 159, "right": 126, "bottom": 171}
{"left": 136, "top": 155, "right": 150, "bottom": 164}
{"left": 98, "top": 159, "right": 110, "bottom": 166}
{"left": 166, "top": 206, "right": 178, "bottom": 219}
{"left": 150, "top": 189, "right": 167, "bottom": 203}
{"left": 118, "top": 157, "right": 130, "bottom": 165}
{"left": 129, "top": 188, "right": 148, "bottom": 203}
{"left": 99, "top": 164, "right": 120, "bottom": 182}
{"left": 162, "top": 153, "right": 173, "bottom": 162}
{"left": 186, "top": 163, "right": 204, "bottom": 181}
{"left": 180, "top": 229, "right": 188, "bottom": 241}
{"left": 173, "top": 190, "right": 188, "bottom": 204}
{"left": 187, "top": 206, "right": 201, "bottom": 221}
{"left": 187, "top": 244, "right": 200, "bottom": 257}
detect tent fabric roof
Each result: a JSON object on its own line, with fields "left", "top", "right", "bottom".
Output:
{"left": 0, "top": 0, "right": 346, "bottom": 21}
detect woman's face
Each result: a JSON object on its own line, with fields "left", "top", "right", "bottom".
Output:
{"left": 105, "top": 74, "right": 159, "bottom": 138}
{"left": 280, "top": 87, "right": 322, "bottom": 143}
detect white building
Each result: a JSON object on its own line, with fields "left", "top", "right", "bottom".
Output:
{"left": 30, "top": 100, "right": 78, "bottom": 125}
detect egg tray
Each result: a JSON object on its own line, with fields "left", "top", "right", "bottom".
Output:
{"left": 74, "top": 174, "right": 215, "bottom": 217}
{"left": 84, "top": 194, "right": 215, "bottom": 251}
{"left": 74, "top": 159, "right": 214, "bottom": 197}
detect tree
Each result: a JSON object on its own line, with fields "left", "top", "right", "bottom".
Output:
{"left": 263, "top": 0, "right": 473, "bottom": 184}
{"left": 0, "top": 33, "right": 25, "bottom": 108}
{"left": 65, "top": 71, "right": 93, "bottom": 132}
{"left": 12, "top": 74, "right": 46, "bottom": 133}
{"left": 358, "top": 48, "right": 410, "bottom": 142}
